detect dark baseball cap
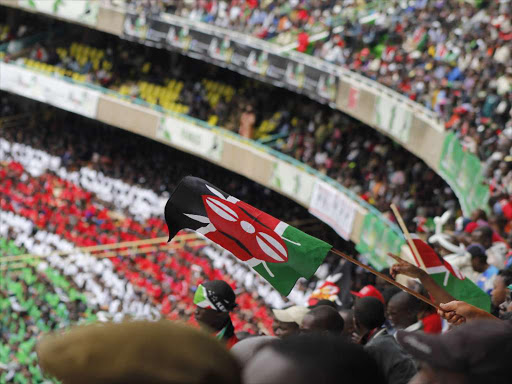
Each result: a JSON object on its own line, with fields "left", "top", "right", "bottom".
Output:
{"left": 194, "top": 280, "right": 237, "bottom": 312}
{"left": 397, "top": 320, "right": 512, "bottom": 381}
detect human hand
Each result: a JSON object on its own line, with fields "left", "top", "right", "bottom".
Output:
{"left": 437, "top": 305, "right": 466, "bottom": 326}
{"left": 388, "top": 253, "right": 425, "bottom": 280}
{"left": 351, "top": 331, "right": 363, "bottom": 344}
{"left": 437, "top": 301, "right": 497, "bottom": 325}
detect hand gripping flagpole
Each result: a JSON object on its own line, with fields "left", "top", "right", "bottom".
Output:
{"left": 330, "top": 248, "right": 441, "bottom": 310}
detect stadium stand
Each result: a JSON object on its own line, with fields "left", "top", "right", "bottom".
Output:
{"left": 0, "top": 241, "right": 97, "bottom": 384}
{"left": 0, "top": 156, "right": 279, "bottom": 329}
{"left": 2, "top": 3, "right": 512, "bottom": 383}
{"left": 106, "top": 0, "right": 512, "bottom": 202}
{"left": 134, "top": 0, "right": 512, "bottom": 164}
{"left": 8, "top": 27, "right": 458, "bottom": 226}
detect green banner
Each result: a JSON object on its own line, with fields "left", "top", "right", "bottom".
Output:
{"left": 20, "top": 0, "right": 99, "bottom": 26}
{"left": 439, "top": 133, "right": 489, "bottom": 215}
{"left": 356, "top": 213, "right": 405, "bottom": 270}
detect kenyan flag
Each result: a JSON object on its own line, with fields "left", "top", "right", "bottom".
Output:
{"left": 165, "top": 176, "right": 332, "bottom": 296}
{"left": 410, "top": 237, "right": 491, "bottom": 312}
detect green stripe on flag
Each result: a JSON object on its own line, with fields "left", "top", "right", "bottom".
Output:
{"left": 430, "top": 271, "right": 491, "bottom": 312}
{"left": 252, "top": 225, "right": 331, "bottom": 296}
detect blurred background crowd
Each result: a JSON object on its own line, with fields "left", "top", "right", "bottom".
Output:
{"left": 1, "top": 0, "right": 512, "bottom": 383}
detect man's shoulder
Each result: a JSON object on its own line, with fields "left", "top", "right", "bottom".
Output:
{"left": 366, "top": 331, "right": 411, "bottom": 358}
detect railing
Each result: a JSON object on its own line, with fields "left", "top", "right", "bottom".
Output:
{"left": 155, "top": 12, "right": 443, "bottom": 128}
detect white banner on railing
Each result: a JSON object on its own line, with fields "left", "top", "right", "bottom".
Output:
{"left": 308, "top": 181, "right": 357, "bottom": 240}
{"left": 157, "top": 116, "right": 223, "bottom": 162}
{"left": 19, "top": 0, "right": 99, "bottom": 26}
{"left": 0, "top": 63, "right": 100, "bottom": 118}
{"left": 269, "top": 160, "right": 316, "bottom": 207}
{"left": 374, "top": 96, "right": 412, "bottom": 144}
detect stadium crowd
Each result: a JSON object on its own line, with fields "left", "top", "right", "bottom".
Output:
{"left": 6, "top": 26, "right": 458, "bottom": 227}
{"left": 2, "top": 89, "right": 512, "bottom": 382}
{"left": 1, "top": 1, "right": 512, "bottom": 382}
{"left": 0, "top": 102, "right": 303, "bottom": 381}
{"left": 123, "top": 0, "right": 512, "bottom": 166}
{"left": 104, "top": 0, "right": 512, "bottom": 205}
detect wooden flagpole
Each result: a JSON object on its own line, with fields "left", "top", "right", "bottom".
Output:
{"left": 0, "top": 262, "right": 30, "bottom": 271}
{"left": 0, "top": 236, "right": 168, "bottom": 263}
{"left": 0, "top": 240, "right": 208, "bottom": 270}
{"left": 95, "top": 240, "right": 207, "bottom": 259}
{"left": 0, "top": 233, "right": 207, "bottom": 264}
{"left": 330, "top": 248, "right": 441, "bottom": 310}
{"left": 390, "top": 203, "right": 425, "bottom": 269}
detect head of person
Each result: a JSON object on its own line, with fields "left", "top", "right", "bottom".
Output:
{"left": 272, "top": 306, "right": 309, "bottom": 338}
{"left": 499, "top": 284, "right": 512, "bottom": 319}
{"left": 194, "top": 280, "right": 236, "bottom": 331}
{"left": 467, "top": 244, "right": 488, "bottom": 273}
{"left": 230, "top": 336, "right": 278, "bottom": 367}
{"left": 308, "top": 299, "right": 338, "bottom": 310}
{"left": 243, "top": 334, "right": 385, "bottom": 384}
{"left": 353, "top": 297, "right": 385, "bottom": 336}
{"left": 338, "top": 309, "right": 355, "bottom": 337}
{"left": 300, "top": 305, "right": 344, "bottom": 334}
{"left": 470, "top": 209, "right": 487, "bottom": 223}
{"left": 471, "top": 226, "right": 493, "bottom": 250}
{"left": 387, "top": 291, "right": 422, "bottom": 330}
{"left": 37, "top": 321, "right": 242, "bottom": 384}
{"left": 491, "top": 269, "right": 512, "bottom": 308}
{"left": 382, "top": 286, "right": 401, "bottom": 309}
{"left": 397, "top": 320, "right": 512, "bottom": 384}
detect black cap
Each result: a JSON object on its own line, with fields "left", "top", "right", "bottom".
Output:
{"left": 397, "top": 320, "right": 512, "bottom": 381}
{"left": 203, "top": 280, "right": 237, "bottom": 312}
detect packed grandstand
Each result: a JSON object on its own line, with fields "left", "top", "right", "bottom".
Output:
{"left": 1, "top": 1, "right": 512, "bottom": 383}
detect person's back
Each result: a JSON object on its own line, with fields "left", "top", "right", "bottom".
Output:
{"left": 365, "top": 328, "right": 417, "bottom": 384}
{"left": 354, "top": 297, "right": 416, "bottom": 384}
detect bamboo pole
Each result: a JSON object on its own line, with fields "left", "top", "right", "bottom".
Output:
{"left": 330, "top": 248, "right": 441, "bottom": 310}
{"left": 0, "top": 232, "right": 202, "bottom": 264}
{"left": 95, "top": 240, "right": 207, "bottom": 259}
{"left": 390, "top": 203, "right": 425, "bottom": 269}
{"left": 0, "top": 236, "right": 168, "bottom": 263}
{"left": 0, "top": 262, "right": 31, "bottom": 271}
{"left": 0, "top": 238, "right": 207, "bottom": 269}
{"left": 0, "top": 232, "right": 205, "bottom": 264}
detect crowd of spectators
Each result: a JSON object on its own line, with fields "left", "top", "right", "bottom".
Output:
{"left": 0, "top": 136, "right": 287, "bottom": 326}
{"left": 2, "top": 3, "right": 512, "bottom": 382}
{"left": 116, "top": 0, "right": 369, "bottom": 47}
{"left": 2, "top": 81, "right": 512, "bottom": 384}
{"left": 5, "top": 25, "right": 459, "bottom": 226}
{"left": 105, "top": 0, "right": 512, "bottom": 201}
{"left": 0, "top": 102, "right": 309, "bottom": 380}
{"left": 132, "top": 0, "right": 512, "bottom": 166}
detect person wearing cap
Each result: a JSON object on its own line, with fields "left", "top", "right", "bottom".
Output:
{"left": 272, "top": 306, "right": 309, "bottom": 338}
{"left": 353, "top": 297, "right": 417, "bottom": 384}
{"left": 351, "top": 285, "right": 385, "bottom": 304}
{"left": 397, "top": 320, "right": 512, "bottom": 383}
{"left": 193, "top": 280, "right": 239, "bottom": 349}
{"left": 468, "top": 244, "right": 499, "bottom": 294}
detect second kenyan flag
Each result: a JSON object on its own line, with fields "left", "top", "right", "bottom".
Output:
{"left": 165, "top": 176, "right": 332, "bottom": 296}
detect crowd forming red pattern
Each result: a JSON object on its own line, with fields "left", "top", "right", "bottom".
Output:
{"left": 0, "top": 160, "right": 275, "bottom": 335}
